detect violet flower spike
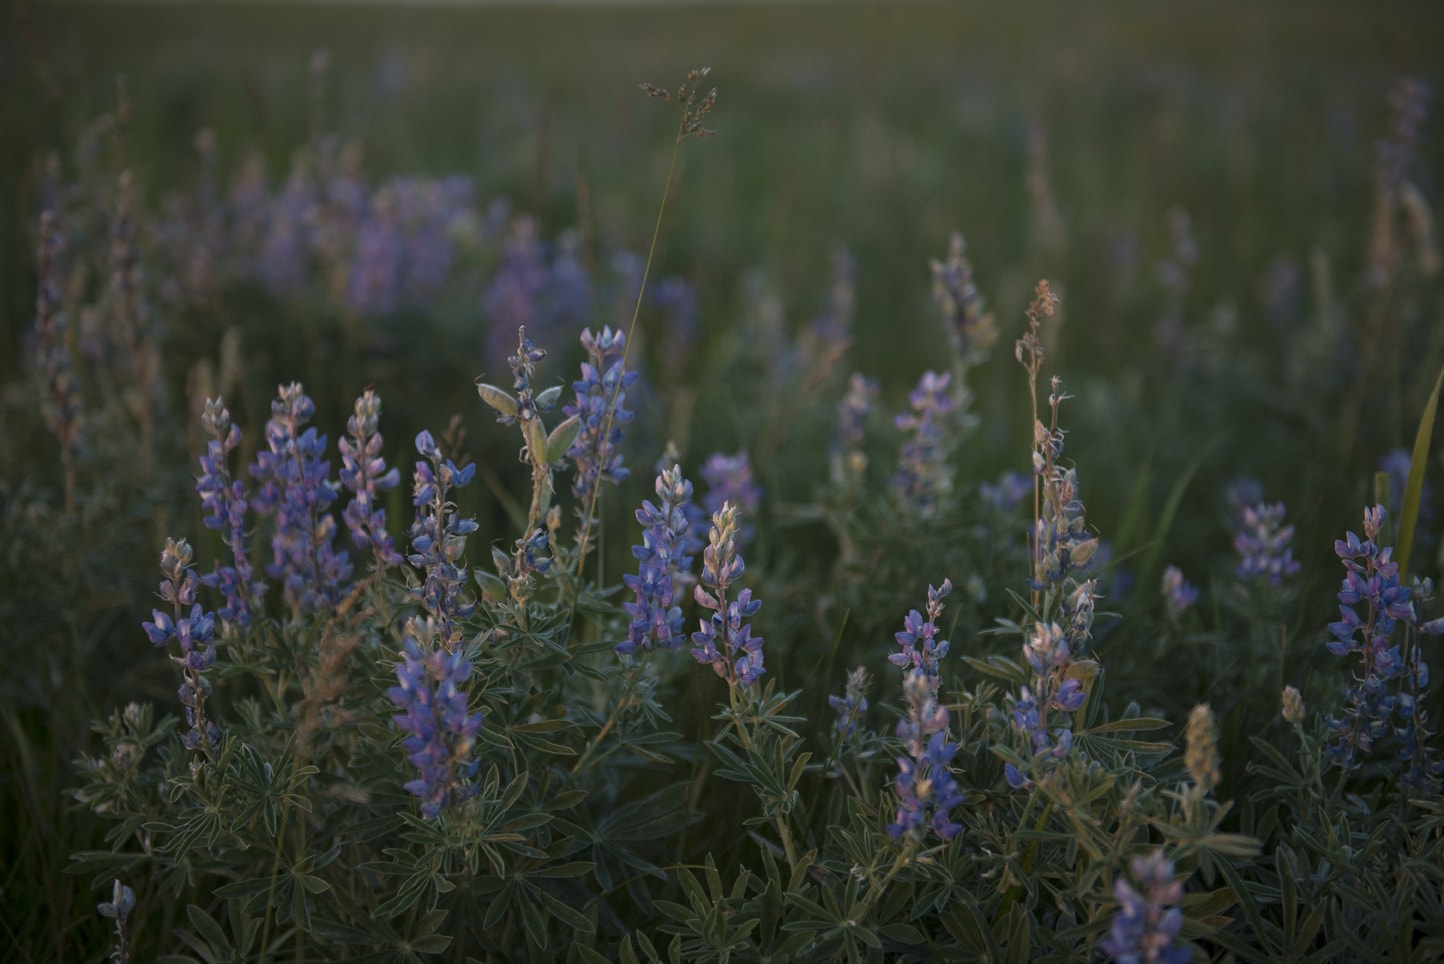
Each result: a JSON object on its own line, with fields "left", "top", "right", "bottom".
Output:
{"left": 142, "top": 538, "right": 221, "bottom": 751}
{"left": 339, "top": 387, "right": 404, "bottom": 571}
{"left": 620, "top": 463, "right": 698, "bottom": 656}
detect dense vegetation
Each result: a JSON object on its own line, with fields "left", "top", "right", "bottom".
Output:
{"left": 3, "top": 2, "right": 1443, "bottom": 960}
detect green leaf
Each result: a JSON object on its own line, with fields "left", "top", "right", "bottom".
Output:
{"left": 1397, "top": 363, "right": 1443, "bottom": 576}
{"left": 543, "top": 890, "right": 596, "bottom": 933}
{"left": 186, "top": 904, "right": 232, "bottom": 957}
{"left": 477, "top": 381, "right": 519, "bottom": 418}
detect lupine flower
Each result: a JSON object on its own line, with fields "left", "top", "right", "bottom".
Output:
{"left": 701, "top": 451, "right": 761, "bottom": 548}
{"left": 249, "top": 383, "right": 353, "bottom": 614}
{"left": 1160, "top": 565, "right": 1198, "bottom": 616}
{"left": 196, "top": 398, "right": 262, "bottom": 630}
{"left": 1222, "top": 476, "right": 1265, "bottom": 521}
{"left": 1281, "top": 685, "right": 1305, "bottom": 726}
{"left": 407, "top": 429, "right": 478, "bottom": 650}
{"left": 979, "top": 469, "right": 1031, "bottom": 514}
{"left": 1234, "top": 501, "right": 1301, "bottom": 584}
{"left": 494, "top": 328, "right": 549, "bottom": 429}
{"left": 828, "top": 666, "right": 871, "bottom": 737}
{"left": 690, "top": 503, "right": 765, "bottom": 688}
{"left": 338, "top": 387, "right": 404, "bottom": 571}
{"left": 1099, "top": 851, "right": 1189, "bottom": 964}
{"left": 566, "top": 326, "right": 639, "bottom": 503}
{"left": 890, "top": 370, "right": 957, "bottom": 515}
{"left": 931, "top": 231, "right": 998, "bottom": 370}
{"left": 621, "top": 463, "right": 698, "bottom": 656}
{"left": 483, "top": 218, "right": 591, "bottom": 365}
{"left": 142, "top": 538, "right": 221, "bottom": 751}
{"left": 888, "top": 669, "right": 964, "bottom": 841}
{"left": 345, "top": 189, "right": 403, "bottom": 316}
{"left": 1184, "top": 704, "right": 1220, "bottom": 794}
{"left": 387, "top": 620, "right": 484, "bottom": 819}
{"left": 97, "top": 878, "right": 135, "bottom": 964}
{"left": 889, "top": 579, "right": 953, "bottom": 688}
{"left": 33, "top": 211, "right": 84, "bottom": 487}
{"left": 1324, "top": 505, "right": 1444, "bottom": 790}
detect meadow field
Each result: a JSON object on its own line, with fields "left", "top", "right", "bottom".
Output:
{"left": 3, "top": 1, "right": 1444, "bottom": 960}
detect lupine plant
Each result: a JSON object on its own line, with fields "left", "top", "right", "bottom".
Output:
{"left": 5, "top": 49, "right": 1442, "bottom": 964}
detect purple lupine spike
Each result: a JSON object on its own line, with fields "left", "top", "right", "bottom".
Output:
{"left": 249, "top": 383, "right": 352, "bottom": 615}
{"left": 701, "top": 451, "right": 761, "bottom": 549}
{"left": 889, "top": 579, "right": 953, "bottom": 688}
{"left": 690, "top": 503, "right": 765, "bottom": 688}
{"left": 338, "top": 387, "right": 404, "bottom": 571}
{"left": 196, "top": 398, "right": 263, "bottom": 630}
{"left": 406, "top": 429, "right": 478, "bottom": 650}
{"left": 566, "top": 326, "right": 640, "bottom": 504}
{"left": 143, "top": 538, "right": 221, "bottom": 751}
{"left": 1099, "top": 851, "right": 1190, "bottom": 964}
{"left": 1234, "top": 501, "right": 1302, "bottom": 584}
{"left": 890, "top": 370, "right": 957, "bottom": 515}
{"left": 1161, "top": 565, "right": 1199, "bottom": 616}
{"left": 828, "top": 666, "right": 871, "bottom": 737}
{"left": 387, "top": 622, "right": 484, "bottom": 819}
{"left": 620, "top": 463, "right": 698, "bottom": 656}
{"left": 888, "top": 670, "right": 964, "bottom": 842}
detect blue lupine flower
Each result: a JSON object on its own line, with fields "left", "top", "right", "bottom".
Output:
{"left": 1099, "top": 851, "right": 1190, "bottom": 964}
{"left": 889, "top": 670, "right": 964, "bottom": 842}
{"left": 1324, "top": 505, "right": 1444, "bottom": 789}
{"left": 483, "top": 218, "right": 592, "bottom": 366}
{"left": 979, "top": 469, "right": 1031, "bottom": 514}
{"left": 387, "top": 623, "right": 484, "bottom": 819}
{"left": 566, "top": 326, "right": 639, "bottom": 503}
{"left": 834, "top": 373, "right": 877, "bottom": 456}
{"left": 889, "top": 579, "right": 953, "bottom": 686}
{"left": 196, "top": 398, "right": 262, "bottom": 629}
{"left": 142, "top": 538, "right": 221, "bottom": 751}
{"left": 1160, "top": 565, "right": 1198, "bottom": 616}
{"left": 249, "top": 383, "right": 353, "bottom": 614}
{"left": 1234, "top": 501, "right": 1302, "bottom": 583}
{"left": 339, "top": 388, "right": 404, "bottom": 571}
{"left": 888, "top": 730, "right": 966, "bottom": 841}
{"left": 701, "top": 452, "right": 761, "bottom": 548}
{"left": 33, "top": 212, "right": 83, "bottom": 468}
{"left": 690, "top": 503, "right": 766, "bottom": 688}
{"left": 930, "top": 231, "right": 997, "bottom": 369}
{"left": 346, "top": 190, "right": 404, "bottom": 316}
{"left": 890, "top": 370, "right": 957, "bottom": 514}
{"left": 621, "top": 463, "right": 698, "bottom": 656}
{"left": 828, "top": 666, "right": 871, "bottom": 737}
{"left": 407, "top": 429, "right": 478, "bottom": 649}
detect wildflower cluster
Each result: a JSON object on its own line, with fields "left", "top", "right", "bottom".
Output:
{"left": 889, "top": 679, "right": 963, "bottom": 841}
{"left": 407, "top": 430, "right": 479, "bottom": 649}
{"left": 1160, "top": 565, "right": 1198, "bottom": 617}
{"left": 196, "top": 399, "right": 260, "bottom": 630}
{"left": 338, "top": 388, "right": 404, "bottom": 572}
{"left": 828, "top": 666, "right": 870, "bottom": 737}
{"left": 701, "top": 451, "right": 760, "bottom": 548}
{"left": 690, "top": 502, "right": 765, "bottom": 688}
{"left": 930, "top": 231, "right": 998, "bottom": 403}
{"left": 33, "top": 212, "right": 83, "bottom": 486}
{"left": 565, "top": 326, "right": 638, "bottom": 509}
{"left": 620, "top": 464, "right": 699, "bottom": 656}
{"left": 1099, "top": 851, "right": 1190, "bottom": 964}
{"left": 1234, "top": 501, "right": 1302, "bottom": 583}
{"left": 141, "top": 539, "right": 220, "bottom": 751}
{"left": 249, "top": 383, "right": 352, "bottom": 614}
{"left": 1006, "top": 282, "right": 1099, "bottom": 789}
{"left": 386, "top": 623, "right": 485, "bottom": 819}
{"left": 890, "top": 370, "right": 957, "bottom": 514}
{"left": 881, "top": 582, "right": 963, "bottom": 841}
{"left": 1323, "top": 505, "right": 1444, "bottom": 791}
